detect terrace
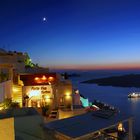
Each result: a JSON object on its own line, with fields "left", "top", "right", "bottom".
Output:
{"left": 44, "top": 110, "right": 133, "bottom": 140}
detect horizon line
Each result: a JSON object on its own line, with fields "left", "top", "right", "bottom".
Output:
{"left": 49, "top": 67, "right": 140, "bottom": 71}
{"left": 46, "top": 63, "right": 140, "bottom": 71}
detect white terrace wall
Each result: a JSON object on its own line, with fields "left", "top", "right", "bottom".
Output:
{"left": 0, "top": 117, "right": 15, "bottom": 140}
{"left": 0, "top": 80, "right": 12, "bottom": 102}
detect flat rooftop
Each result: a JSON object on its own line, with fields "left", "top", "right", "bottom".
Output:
{"left": 45, "top": 110, "right": 132, "bottom": 138}
{"left": 0, "top": 107, "right": 39, "bottom": 119}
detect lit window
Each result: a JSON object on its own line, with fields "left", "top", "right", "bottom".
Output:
{"left": 65, "top": 92, "right": 71, "bottom": 96}
{"left": 65, "top": 92, "right": 71, "bottom": 100}
{"left": 28, "top": 90, "right": 41, "bottom": 98}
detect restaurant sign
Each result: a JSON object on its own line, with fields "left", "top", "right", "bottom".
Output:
{"left": 31, "top": 86, "right": 51, "bottom": 94}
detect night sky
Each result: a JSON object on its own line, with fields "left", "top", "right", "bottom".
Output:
{"left": 1, "top": 0, "right": 140, "bottom": 70}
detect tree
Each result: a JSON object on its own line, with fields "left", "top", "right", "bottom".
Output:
{"left": 0, "top": 72, "right": 8, "bottom": 82}
{"left": 24, "top": 53, "right": 34, "bottom": 67}
{"left": 2, "top": 98, "right": 19, "bottom": 109}
{"left": 3, "top": 98, "right": 12, "bottom": 109}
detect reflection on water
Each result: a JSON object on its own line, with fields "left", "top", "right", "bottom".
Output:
{"left": 128, "top": 98, "right": 140, "bottom": 112}
{"left": 128, "top": 98, "right": 140, "bottom": 104}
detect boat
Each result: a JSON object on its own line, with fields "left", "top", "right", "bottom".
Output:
{"left": 128, "top": 92, "right": 140, "bottom": 98}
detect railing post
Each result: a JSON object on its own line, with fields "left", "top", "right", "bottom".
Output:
{"left": 128, "top": 118, "right": 133, "bottom": 140}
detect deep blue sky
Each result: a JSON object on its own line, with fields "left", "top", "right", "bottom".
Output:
{"left": 1, "top": 0, "right": 140, "bottom": 70}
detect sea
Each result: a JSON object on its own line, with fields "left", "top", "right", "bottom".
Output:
{"left": 54, "top": 69, "right": 140, "bottom": 134}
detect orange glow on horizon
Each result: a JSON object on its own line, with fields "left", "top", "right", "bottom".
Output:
{"left": 50, "top": 62, "right": 140, "bottom": 70}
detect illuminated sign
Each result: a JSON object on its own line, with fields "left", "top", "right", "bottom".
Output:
{"left": 31, "top": 86, "right": 51, "bottom": 94}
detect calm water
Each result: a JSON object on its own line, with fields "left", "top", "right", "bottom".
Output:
{"left": 68, "top": 70, "right": 140, "bottom": 134}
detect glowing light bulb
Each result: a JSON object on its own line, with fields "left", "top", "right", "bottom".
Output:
{"left": 42, "top": 75, "right": 47, "bottom": 80}
{"left": 34, "top": 77, "right": 39, "bottom": 81}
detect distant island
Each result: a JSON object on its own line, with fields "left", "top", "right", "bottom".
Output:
{"left": 61, "top": 72, "right": 80, "bottom": 79}
{"left": 68, "top": 73, "right": 81, "bottom": 77}
{"left": 81, "top": 74, "right": 140, "bottom": 87}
